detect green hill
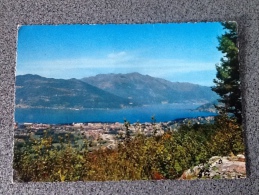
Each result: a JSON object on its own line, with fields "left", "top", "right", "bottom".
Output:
{"left": 82, "top": 72, "right": 218, "bottom": 105}
{"left": 16, "top": 74, "right": 134, "bottom": 109}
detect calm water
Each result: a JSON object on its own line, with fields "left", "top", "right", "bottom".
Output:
{"left": 15, "top": 103, "right": 217, "bottom": 124}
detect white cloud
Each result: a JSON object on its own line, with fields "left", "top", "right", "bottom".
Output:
{"left": 107, "top": 51, "right": 127, "bottom": 59}
{"left": 17, "top": 51, "right": 217, "bottom": 80}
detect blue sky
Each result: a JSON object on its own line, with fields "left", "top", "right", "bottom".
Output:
{"left": 16, "top": 23, "right": 225, "bottom": 86}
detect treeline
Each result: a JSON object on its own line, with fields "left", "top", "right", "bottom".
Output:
{"left": 13, "top": 114, "right": 244, "bottom": 182}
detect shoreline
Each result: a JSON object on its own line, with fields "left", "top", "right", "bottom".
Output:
{"left": 15, "top": 102, "right": 209, "bottom": 111}
{"left": 15, "top": 115, "right": 216, "bottom": 126}
{"left": 15, "top": 103, "right": 217, "bottom": 125}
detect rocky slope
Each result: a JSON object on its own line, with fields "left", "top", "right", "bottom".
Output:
{"left": 179, "top": 154, "right": 246, "bottom": 180}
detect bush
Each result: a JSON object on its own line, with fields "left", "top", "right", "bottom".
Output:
{"left": 13, "top": 115, "right": 245, "bottom": 181}
{"left": 208, "top": 115, "right": 244, "bottom": 156}
{"left": 13, "top": 131, "right": 88, "bottom": 182}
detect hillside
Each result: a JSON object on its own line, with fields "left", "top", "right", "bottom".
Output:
{"left": 16, "top": 73, "right": 218, "bottom": 109}
{"left": 15, "top": 74, "right": 133, "bottom": 109}
{"left": 195, "top": 100, "right": 223, "bottom": 113}
{"left": 82, "top": 72, "right": 218, "bottom": 105}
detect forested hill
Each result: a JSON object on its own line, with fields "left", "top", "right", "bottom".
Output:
{"left": 15, "top": 74, "right": 133, "bottom": 109}
{"left": 82, "top": 72, "right": 218, "bottom": 105}
{"left": 16, "top": 73, "right": 218, "bottom": 109}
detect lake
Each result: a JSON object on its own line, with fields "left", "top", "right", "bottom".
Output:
{"left": 15, "top": 103, "right": 217, "bottom": 124}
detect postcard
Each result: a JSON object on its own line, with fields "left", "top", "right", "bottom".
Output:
{"left": 14, "top": 22, "right": 245, "bottom": 182}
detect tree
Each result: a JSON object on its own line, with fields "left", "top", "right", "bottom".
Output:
{"left": 212, "top": 22, "right": 242, "bottom": 124}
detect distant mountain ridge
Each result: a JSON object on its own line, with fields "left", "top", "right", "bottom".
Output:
{"left": 81, "top": 72, "right": 218, "bottom": 105}
{"left": 15, "top": 74, "right": 133, "bottom": 109}
{"left": 16, "top": 73, "right": 218, "bottom": 109}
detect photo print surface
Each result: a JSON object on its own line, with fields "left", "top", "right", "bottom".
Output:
{"left": 14, "top": 22, "right": 246, "bottom": 182}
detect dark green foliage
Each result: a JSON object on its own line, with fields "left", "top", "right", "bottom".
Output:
{"left": 212, "top": 22, "right": 242, "bottom": 123}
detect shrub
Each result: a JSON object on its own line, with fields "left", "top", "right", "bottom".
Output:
{"left": 208, "top": 115, "right": 244, "bottom": 156}
{"left": 13, "top": 115, "right": 245, "bottom": 181}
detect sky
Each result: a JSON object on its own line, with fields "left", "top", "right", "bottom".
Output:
{"left": 16, "top": 23, "right": 225, "bottom": 86}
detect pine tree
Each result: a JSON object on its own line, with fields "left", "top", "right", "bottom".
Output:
{"left": 212, "top": 22, "right": 242, "bottom": 124}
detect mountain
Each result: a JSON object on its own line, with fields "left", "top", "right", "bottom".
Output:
{"left": 81, "top": 72, "right": 218, "bottom": 105}
{"left": 15, "top": 74, "right": 133, "bottom": 109}
{"left": 195, "top": 100, "right": 223, "bottom": 113}
{"left": 16, "top": 73, "right": 219, "bottom": 110}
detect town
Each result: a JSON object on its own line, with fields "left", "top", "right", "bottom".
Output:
{"left": 14, "top": 116, "right": 215, "bottom": 150}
